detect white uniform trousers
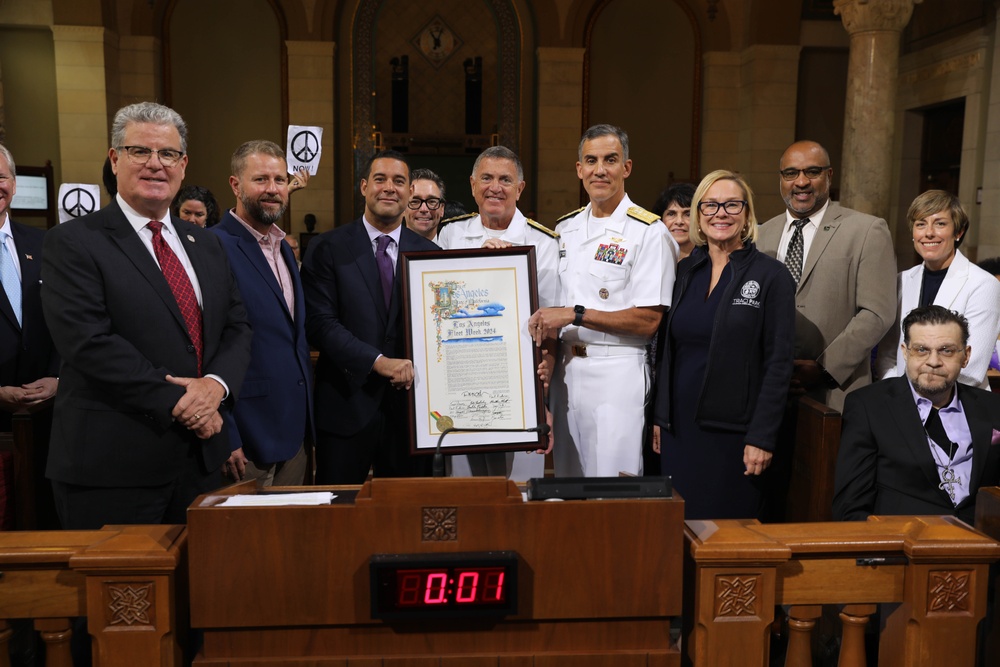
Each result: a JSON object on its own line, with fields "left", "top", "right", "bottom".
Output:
{"left": 552, "top": 342, "right": 648, "bottom": 477}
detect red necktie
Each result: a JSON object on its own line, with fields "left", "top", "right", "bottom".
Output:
{"left": 147, "top": 220, "right": 203, "bottom": 374}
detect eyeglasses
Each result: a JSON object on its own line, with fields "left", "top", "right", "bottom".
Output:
{"left": 698, "top": 200, "right": 747, "bottom": 216}
{"left": 907, "top": 345, "right": 963, "bottom": 359}
{"left": 779, "top": 166, "right": 830, "bottom": 181}
{"left": 116, "top": 145, "right": 185, "bottom": 167}
{"left": 407, "top": 197, "right": 445, "bottom": 210}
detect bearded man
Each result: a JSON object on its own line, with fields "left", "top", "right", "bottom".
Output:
{"left": 210, "top": 140, "right": 313, "bottom": 485}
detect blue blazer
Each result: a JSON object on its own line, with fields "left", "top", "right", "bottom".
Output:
{"left": 302, "top": 218, "right": 438, "bottom": 437}
{"left": 211, "top": 212, "right": 313, "bottom": 465}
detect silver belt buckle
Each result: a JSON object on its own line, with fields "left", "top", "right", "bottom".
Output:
{"left": 572, "top": 344, "right": 588, "bottom": 358}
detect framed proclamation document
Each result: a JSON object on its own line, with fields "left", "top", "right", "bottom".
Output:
{"left": 401, "top": 246, "right": 546, "bottom": 455}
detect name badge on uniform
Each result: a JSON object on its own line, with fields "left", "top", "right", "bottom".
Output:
{"left": 594, "top": 242, "right": 627, "bottom": 265}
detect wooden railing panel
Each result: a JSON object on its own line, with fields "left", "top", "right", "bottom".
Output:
{"left": 0, "top": 524, "right": 186, "bottom": 667}
{"left": 785, "top": 397, "right": 841, "bottom": 523}
{"left": 686, "top": 516, "right": 1000, "bottom": 667}
{"left": 0, "top": 404, "right": 56, "bottom": 531}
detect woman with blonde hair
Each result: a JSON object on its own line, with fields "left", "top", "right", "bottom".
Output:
{"left": 653, "top": 170, "right": 796, "bottom": 519}
{"left": 876, "top": 190, "right": 1000, "bottom": 388}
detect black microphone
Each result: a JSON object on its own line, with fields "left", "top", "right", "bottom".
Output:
{"left": 432, "top": 423, "right": 551, "bottom": 478}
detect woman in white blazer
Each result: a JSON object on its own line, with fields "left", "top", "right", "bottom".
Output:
{"left": 877, "top": 190, "right": 1000, "bottom": 389}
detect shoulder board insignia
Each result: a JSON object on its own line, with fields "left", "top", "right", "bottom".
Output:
{"left": 526, "top": 218, "right": 559, "bottom": 239}
{"left": 556, "top": 206, "right": 586, "bottom": 223}
{"left": 439, "top": 212, "right": 477, "bottom": 225}
{"left": 627, "top": 206, "right": 660, "bottom": 225}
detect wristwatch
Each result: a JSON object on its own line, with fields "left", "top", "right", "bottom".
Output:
{"left": 573, "top": 304, "right": 586, "bottom": 327}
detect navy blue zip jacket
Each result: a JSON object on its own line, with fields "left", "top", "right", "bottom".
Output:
{"left": 653, "top": 242, "right": 796, "bottom": 452}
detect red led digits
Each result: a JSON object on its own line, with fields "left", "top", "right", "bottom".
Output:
{"left": 455, "top": 571, "right": 479, "bottom": 602}
{"left": 484, "top": 570, "right": 505, "bottom": 601}
{"left": 424, "top": 572, "right": 448, "bottom": 604}
{"left": 372, "top": 553, "right": 517, "bottom": 619}
{"left": 395, "top": 567, "right": 506, "bottom": 606}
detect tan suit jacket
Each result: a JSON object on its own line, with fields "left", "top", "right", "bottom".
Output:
{"left": 758, "top": 202, "right": 896, "bottom": 411}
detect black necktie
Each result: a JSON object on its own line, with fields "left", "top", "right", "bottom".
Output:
{"left": 924, "top": 407, "right": 956, "bottom": 460}
{"left": 784, "top": 217, "right": 810, "bottom": 284}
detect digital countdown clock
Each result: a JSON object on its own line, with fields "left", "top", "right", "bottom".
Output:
{"left": 370, "top": 551, "right": 518, "bottom": 620}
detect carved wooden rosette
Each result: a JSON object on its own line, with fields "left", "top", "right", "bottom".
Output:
{"left": 422, "top": 506, "right": 458, "bottom": 541}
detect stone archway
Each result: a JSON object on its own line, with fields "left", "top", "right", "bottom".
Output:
{"left": 351, "top": 0, "right": 522, "bottom": 210}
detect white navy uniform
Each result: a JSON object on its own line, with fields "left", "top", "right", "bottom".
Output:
{"left": 551, "top": 194, "right": 675, "bottom": 477}
{"left": 438, "top": 208, "right": 560, "bottom": 479}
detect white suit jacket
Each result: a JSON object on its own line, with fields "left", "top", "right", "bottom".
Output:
{"left": 876, "top": 249, "right": 1000, "bottom": 389}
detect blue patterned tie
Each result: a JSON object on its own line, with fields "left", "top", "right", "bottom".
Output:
{"left": 0, "top": 238, "right": 21, "bottom": 327}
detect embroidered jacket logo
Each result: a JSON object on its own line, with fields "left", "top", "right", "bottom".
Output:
{"left": 732, "top": 280, "right": 761, "bottom": 308}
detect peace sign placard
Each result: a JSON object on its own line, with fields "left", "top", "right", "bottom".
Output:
{"left": 57, "top": 183, "right": 101, "bottom": 223}
{"left": 286, "top": 125, "right": 323, "bottom": 176}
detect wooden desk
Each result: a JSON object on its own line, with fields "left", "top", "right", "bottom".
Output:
{"left": 188, "top": 478, "right": 684, "bottom": 666}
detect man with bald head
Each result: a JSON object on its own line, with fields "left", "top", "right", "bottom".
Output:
{"left": 757, "top": 140, "right": 895, "bottom": 521}
{"left": 758, "top": 140, "right": 896, "bottom": 412}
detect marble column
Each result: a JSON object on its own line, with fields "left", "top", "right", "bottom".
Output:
{"left": 51, "top": 25, "right": 114, "bottom": 187}
{"left": 535, "top": 46, "right": 585, "bottom": 225}
{"left": 974, "top": 1, "right": 1000, "bottom": 259}
{"left": 286, "top": 40, "right": 336, "bottom": 233}
{"left": 834, "top": 0, "right": 921, "bottom": 220}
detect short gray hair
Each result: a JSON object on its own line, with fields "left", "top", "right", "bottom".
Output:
{"left": 0, "top": 144, "right": 15, "bottom": 176}
{"left": 579, "top": 124, "right": 629, "bottom": 162}
{"left": 231, "top": 140, "right": 285, "bottom": 177}
{"left": 472, "top": 146, "right": 523, "bottom": 182}
{"left": 111, "top": 102, "right": 188, "bottom": 153}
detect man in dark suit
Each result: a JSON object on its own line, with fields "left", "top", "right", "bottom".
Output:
{"left": 833, "top": 306, "right": 1000, "bottom": 525}
{"left": 0, "top": 145, "right": 59, "bottom": 430}
{"left": 210, "top": 140, "right": 311, "bottom": 486}
{"left": 302, "top": 150, "right": 438, "bottom": 483}
{"left": 41, "top": 102, "right": 252, "bottom": 528}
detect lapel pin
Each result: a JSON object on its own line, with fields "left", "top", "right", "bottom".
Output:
{"left": 824, "top": 226, "right": 831, "bottom": 231}
{"left": 25, "top": 254, "right": 33, "bottom": 260}
{"left": 187, "top": 235, "right": 196, "bottom": 243}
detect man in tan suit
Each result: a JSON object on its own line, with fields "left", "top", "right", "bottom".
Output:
{"left": 758, "top": 140, "right": 896, "bottom": 412}
{"left": 757, "top": 140, "right": 896, "bottom": 522}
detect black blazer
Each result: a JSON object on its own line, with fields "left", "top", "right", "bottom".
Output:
{"left": 40, "top": 200, "right": 252, "bottom": 486}
{"left": 833, "top": 377, "right": 1000, "bottom": 525}
{"left": 302, "top": 219, "right": 438, "bottom": 437}
{"left": 0, "top": 220, "right": 58, "bottom": 387}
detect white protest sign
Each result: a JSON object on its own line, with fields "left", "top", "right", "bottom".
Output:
{"left": 286, "top": 125, "right": 323, "bottom": 175}
{"left": 57, "top": 183, "right": 101, "bottom": 223}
